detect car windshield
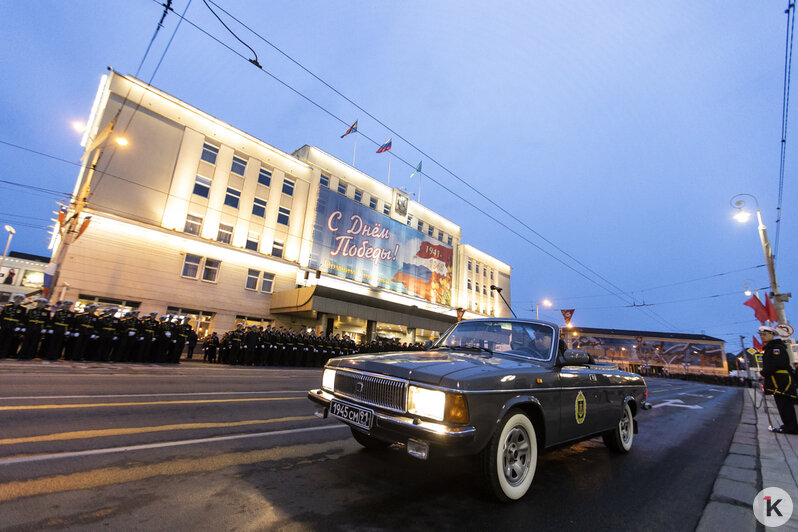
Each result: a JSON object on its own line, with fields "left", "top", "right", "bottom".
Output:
{"left": 433, "top": 320, "right": 556, "bottom": 361}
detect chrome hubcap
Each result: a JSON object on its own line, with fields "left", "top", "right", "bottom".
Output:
{"left": 502, "top": 426, "right": 531, "bottom": 486}
{"left": 620, "top": 409, "right": 631, "bottom": 443}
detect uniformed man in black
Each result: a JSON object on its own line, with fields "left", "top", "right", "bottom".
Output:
{"left": 185, "top": 317, "right": 198, "bottom": 360}
{"left": 19, "top": 297, "right": 50, "bottom": 359}
{"left": 48, "top": 300, "right": 74, "bottom": 361}
{"left": 137, "top": 311, "right": 159, "bottom": 363}
{"left": 116, "top": 310, "right": 140, "bottom": 362}
{"left": 96, "top": 307, "right": 120, "bottom": 362}
{"left": 0, "top": 294, "right": 27, "bottom": 358}
{"left": 760, "top": 325, "right": 798, "bottom": 434}
{"left": 204, "top": 331, "right": 219, "bottom": 363}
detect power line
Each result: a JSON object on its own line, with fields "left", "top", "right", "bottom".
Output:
{"left": 154, "top": 4, "right": 678, "bottom": 331}
{"left": 775, "top": 0, "right": 796, "bottom": 261}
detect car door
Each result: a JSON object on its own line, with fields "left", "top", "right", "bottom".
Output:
{"left": 558, "top": 362, "right": 606, "bottom": 442}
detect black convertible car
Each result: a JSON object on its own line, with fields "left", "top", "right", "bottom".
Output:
{"left": 308, "top": 318, "right": 650, "bottom": 502}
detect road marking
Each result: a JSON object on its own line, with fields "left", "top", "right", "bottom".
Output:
{"left": 0, "top": 432, "right": 356, "bottom": 502}
{"left": 0, "top": 424, "right": 348, "bottom": 467}
{"left": 651, "top": 398, "right": 703, "bottom": 410}
{"left": 0, "top": 416, "right": 315, "bottom": 445}
{"left": 0, "top": 396, "right": 303, "bottom": 411}
{"left": 0, "top": 391, "right": 308, "bottom": 400}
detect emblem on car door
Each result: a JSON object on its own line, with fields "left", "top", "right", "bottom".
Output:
{"left": 575, "top": 390, "right": 587, "bottom": 424}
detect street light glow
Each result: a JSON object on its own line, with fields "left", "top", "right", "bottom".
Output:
{"left": 115, "top": 136, "right": 129, "bottom": 146}
{"left": 72, "top": 121, "right": 86, "bottom": 133}
{"left": 733, "top": 209, "right": 751, "bottom": 223}
{"left": 542, "top": 299, "right": 552, "bottom": 307}
{"left": 4, "top": 224, "right": 15, "bottom": 234}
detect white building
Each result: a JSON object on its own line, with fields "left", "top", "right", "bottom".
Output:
{"left": 51, "top": 71, "right": 511, "bottom": 341}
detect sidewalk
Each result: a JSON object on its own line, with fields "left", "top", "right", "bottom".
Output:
{"left": 697, "top": 388, "right": 798, "bottom": 531}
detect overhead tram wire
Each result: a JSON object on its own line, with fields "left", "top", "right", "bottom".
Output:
{"left": 136, "top": 0, "right": 172, "bottom": 77}
{"left": 91, "top": 0, "right": 192, "bottom": 197}
{"left": 775, "top": 0, "right": 796, "bottom": 261}
{"left": 156, "top": 6, "right": 679, "bottom": 331}
{"left": 198, "top": 0, "right": 677, "bottom": 328}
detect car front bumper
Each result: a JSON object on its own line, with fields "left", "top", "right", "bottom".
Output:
{"left": 308, "top": 389, "right": 478, "bottom": 456}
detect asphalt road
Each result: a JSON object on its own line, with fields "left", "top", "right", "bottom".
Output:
{"left": 0, "top": 361, "right": 742, "bottom": 531}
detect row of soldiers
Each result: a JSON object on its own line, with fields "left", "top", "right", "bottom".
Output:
{"left": 202, "top": 324, "right": 429, "bottom": 367}
{"left": 0, "top": 294, "right": 197, "bottom": 363}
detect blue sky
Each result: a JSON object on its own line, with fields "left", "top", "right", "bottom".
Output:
{"left": 1, "top": 1, "right": 795, "bottom": 348}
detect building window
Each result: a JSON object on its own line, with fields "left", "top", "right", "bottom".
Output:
{"left": 468, "top": 260, "right": 472, "bottom": 271}
{"left": 200, "top": 142, "right": 219, "bottom": 165}
{"left": 383, "top": 204, "right": 390, "bottom": 216}
{"left": 438, "top": 231, "right": 444, "bottom": 241}
{"left": 184, "top": 214, "right": 202, "bottom": 236}
{"left": 231, "top": 155, "right": 247, "bottom": 176}
{"left": 246, "top": 268, "right": 259, "bottom": 290}
{"left": 337, "top": 182, "right": 347, "bottom": 195}
{"left": 475, "top": 264, "right": 480, "bottom": 275}
{"left": 193, "top": 175, "right": 211, "bottom": 198}
{"left": 252, "top": 197, "right": 267, "bottom": 218}
{"left": 476, "top": 282, "right": 480, "bottom": 294}
{"left": 216, "top": 223, "right": 233, "bottom": 245}
{"left": 258, "top": 168, "right": 272, "bottom": 187}
{"left": 182, "top": 254, "right": 202, "bottom": 278}
{"left": 202, "top": 259, "right": 220, "bottom": 282}
{"left": 369, "top": 197, "right": 377, "bottom": 210}
{"left": 407, "top": 215, "right": 413, "bottom": 226}
{"left": 427, "top": 225, "right": 434, "bottom": 236}
{"left": 224, "top": 187, "right": 241, "bottom": 209}
{"left": 448, "top": 236, "right": 453, "bottom": 245}
{"left": 490, "top": 270, "right": 494, "bottom": 280}
{"left": 483, "top": 285, "right": 487, "bottom": 295}
{"left": 354, "top": 189, "right": 363, "bottom": 203}
{"left": 261, "top": 272, "right": 275, "bottom": 293}
{"left": 282, "top": 178, "right": 295, "bottom": 197}
{"left": 417, "top": 220, "right": 423, "bottom": 231}
{"left": 277, "top": 207, "right": 290, "bottom": 226}
{"left": 272, "top": 240, "right": 284, "bottom": 258}
{"left": 483, "top": 268, "right": 487, "bottom": 277}
{"left": 467, "top": 279, "right": 472, "bottom": 290}
{"left": 245, "top": 232, "right": 259, "bottom": 251}
{"left": 320, "top": 174, "right": 330, "bottom": 188}
{"left": 490, "top": 290, "right": 494, "bottom": 298}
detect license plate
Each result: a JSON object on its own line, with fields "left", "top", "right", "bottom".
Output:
{"left": 329, "top": 400, "right": 373, "bottom": 429}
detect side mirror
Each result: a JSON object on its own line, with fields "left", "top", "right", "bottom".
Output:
{"left": 560, "top": 349, "right": 591, "bottom": 366}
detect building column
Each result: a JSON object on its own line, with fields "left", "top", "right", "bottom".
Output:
{"left": 409, "top": 327, "right": 416, "bottom": 343}
{"left": 366, "top": 320, "right": 376, "bottom": 343}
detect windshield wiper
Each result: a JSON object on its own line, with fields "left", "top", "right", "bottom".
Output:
{"left": 454, "top": 345, "right": 493, "bottom": 354}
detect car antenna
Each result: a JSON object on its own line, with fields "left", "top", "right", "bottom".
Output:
{"left": 490, "top": 285, "right": 517, "bottom": 318}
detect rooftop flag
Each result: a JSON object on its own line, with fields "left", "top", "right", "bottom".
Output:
{"left": 376, "top": 139, "right": 392, "bottom": 153}
{"left": 410, "top": 160, "right": 422, "bottom": 178}
{"left": 341, "top": 120, "right": 358, "bottom": 138}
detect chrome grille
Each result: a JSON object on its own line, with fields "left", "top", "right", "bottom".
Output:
{"left": 334, "top": 370, "right": 407, "bottom": 413}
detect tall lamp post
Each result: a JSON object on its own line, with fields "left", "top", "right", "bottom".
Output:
{"left": 536, "top": 298, "right": 552, "bottom": 320}
{"left": 731, "top": 193, "right": 791, "bottom": 325}
{"left": 0, "top": 224, "right": 15, "bottom": 275}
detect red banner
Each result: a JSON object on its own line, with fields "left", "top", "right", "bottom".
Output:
{"left": 415, "top": 242, "right": 453, "bottom": 265}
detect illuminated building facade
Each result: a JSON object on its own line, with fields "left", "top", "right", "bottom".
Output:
{"left": 566, "top": 326, "right": 728, "bottom": 376}
{"left": 51, "top": 71, "right": 511, "bottom": 340}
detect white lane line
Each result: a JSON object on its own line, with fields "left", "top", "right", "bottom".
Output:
{"left": 0, "top": 391, "right": 308, "bottom": 400}
{"left": 0, "top": 424, "right": 348, "bottom": 466}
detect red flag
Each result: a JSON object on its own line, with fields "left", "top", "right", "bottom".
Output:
{"left": 764, "top": 294, "right": 779, "bottom": 323}
{"left": 76, "top": 216, "right": 92, "bottom": 241}
{"left": 743, "top": 294, "right": 768, "bottom": 324}
{"left": 753, "top": 335, "right": 763, "bottom": 351}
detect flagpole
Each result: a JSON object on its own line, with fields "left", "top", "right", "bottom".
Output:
{"left": 352, "top": 135, "right": 357, "bottom": 167}
{"left": 418, "top": 173, "right": 421, "bottom": 203}
{"left": 387, "top": 154, "right": 391, "bottom": 186}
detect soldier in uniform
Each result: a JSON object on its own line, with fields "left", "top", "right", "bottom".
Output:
{"left": 173, "top": 316, "right": 192, "bottom": 363}
{"left": 96, "top": 307, "right": 120, "bottom": 362}
{"left": 18, "top": 297, "right": 50, "bottom": 359}
{"left": 229, "top": 323, "right": 245, "bottom": 365}
{"left": 203, "top": 331, "right": 219, "bottom": 363}
{"left": 185, "top": 318, "right": 198, "bottom": 360}
{"left": 116, "top": 310, "right": 140, "bottom": 362}
{"left": 137, "top": 311, "right": 159, "bottom": 363}
{"left": 243, "top": 325, "right": 259, "bottom": 366}
{"left": 48, "top": 300, "right": 74, "bottom": 361}
{"left": 760, "top": 325, "right": 798, "bottom": 434}
{"left": 156, "top": 315, "right": 175, "bottom": 363}
{"left": 0, "top": 294, "right": 27, "bottom": 358}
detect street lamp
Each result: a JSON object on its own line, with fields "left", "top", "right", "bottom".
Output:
{"left": 536, "top": 298, "right": 552, "bottom": 320}
{"left": 730, "top": 193, "right": 791, "bottom": 325}
{"left": 0, "top": 224, "right": 15, "bottom": 276}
